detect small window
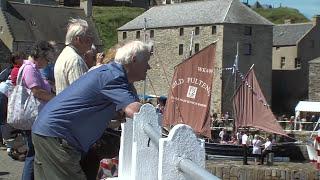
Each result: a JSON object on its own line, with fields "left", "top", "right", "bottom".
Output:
{"left": 295, "top": 58, "right": 301, "bottom": 68}
{"left": 150, "top": 30, "right": 154, "bottom": 38}
{"left": 136, "top": 31, "right": 140, "bottom": 39}
{"left": 179, "top": 28, "right": 184, "bottom": 36}
{"left": 244, "top": 26, "right": 252, "bottom": 35}
{"left": 150, "top": 45, "right": 154, "bottom": 56}
{"left": 122, "top": 32, "right": 127, "bottom": 39}
{"left": 195, "top": 27, "right": 200, "bottom": 35}
{"left": 179, "top": 44, "right": 184, "bottom": 55}
{"left": 280, "top": 57, "right": 285, "bottom": 69}
{"left": 165, "top": 0, "right": 171, "bottom": 4}
{"left": 212, "top": 25, "right": 217, "bottom": 34}
{"left": 195, "top": 43, "right": 200, "bottom": 53}
{"left": 244, "top": 43, "right": 252, "bottom": 55}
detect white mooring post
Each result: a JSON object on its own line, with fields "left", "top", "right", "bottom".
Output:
{"left": 158, "top": 124, "right": 208, "bottom": 180}
{"left": 118, "top": 104, "right": 162, "bottom": 180}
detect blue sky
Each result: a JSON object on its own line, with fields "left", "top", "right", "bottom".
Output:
{"left": 247, "top": 0, "right": 320, "bottom": 19}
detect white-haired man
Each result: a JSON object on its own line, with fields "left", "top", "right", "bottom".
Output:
{"left": 54, "top": 18, "right": 93, "bottom": 94}
{"left": 31, "top": 41, "right": 151, "bottom": 180}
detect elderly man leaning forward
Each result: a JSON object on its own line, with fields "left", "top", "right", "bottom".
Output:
{"left": 54, "top": 18, "right": 93, "bottom": 95}
{"left": 31, "top": 41, "right": 151, "bottom": 180}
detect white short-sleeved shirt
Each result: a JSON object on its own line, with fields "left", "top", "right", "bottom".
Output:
{"left": 242, "top": 134, "right": 248, "bottom": 145}
{"left": 264, "top": 141, "right": 272, "bottom": 150}
{"left": 252, "top": 139, "right": 262, "bottom": 154}
{"left": 54, "top": 46, "right": 88, "bottom": 94}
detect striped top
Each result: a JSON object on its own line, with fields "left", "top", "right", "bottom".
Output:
{"left": 54, "top": 45, "right": 88, "bottom": 94}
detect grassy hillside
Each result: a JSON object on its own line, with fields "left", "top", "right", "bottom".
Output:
{"left": 92, "top": 6, "right": 310, "bottom": 49}
{"left": 253, "top": 7, "right": 309, "bottom": 24}
{"left": 93, "top": 6, "right": 145, "bottom": 50}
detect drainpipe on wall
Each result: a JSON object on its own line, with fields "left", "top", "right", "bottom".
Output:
{"left": 80, "top": 0, "right": 92, "bottom": 18}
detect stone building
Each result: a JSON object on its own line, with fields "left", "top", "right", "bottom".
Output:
{"left": 0, "top": 0, "right": 102, "bottom": 68}
{"left": 272, "top": 16, "right": 320, "bottom": 113}
{"left": 117, "top": 0, "right": 273, "bottom": 114}
{"left": 309, "top": 57, "right": 320, "bottom": 102}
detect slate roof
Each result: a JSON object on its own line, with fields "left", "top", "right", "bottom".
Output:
{"left": 118, "top": 0, "right": 273, "bottom": 31}
{"left": 273, "top": 23, "right": 313, "bottom": 46}
{"left": 309, "top": 56, "right": 320, "bottom": 64}
{"left": 2, "top": 2, "right": 102, "bottom": 45}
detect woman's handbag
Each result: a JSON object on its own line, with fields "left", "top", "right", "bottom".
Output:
{"left": 7, "top": 64, "right": 44, "bottom": 130}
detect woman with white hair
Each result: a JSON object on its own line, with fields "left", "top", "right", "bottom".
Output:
{"left": 252, "top": 134, "right": 262, "bottom": 165}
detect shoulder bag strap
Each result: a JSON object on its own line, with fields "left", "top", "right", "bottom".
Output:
{"left": 16, "top": 64, "right": 27, "bottom": 86}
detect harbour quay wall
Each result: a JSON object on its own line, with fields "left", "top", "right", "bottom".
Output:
{"left": 205, "top": 161, "right": 320, "bottom": 180}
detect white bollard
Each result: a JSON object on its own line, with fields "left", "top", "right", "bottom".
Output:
{"left": 158, "top": 124, "right": 206, "bottom": 180}
{"left": 118, "top": 119, "right": 134, "bottom": 179}
{"left": 132, "top": 103, "right": 162, "bottom": 180}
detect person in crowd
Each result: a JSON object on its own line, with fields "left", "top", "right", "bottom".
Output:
{"left": 0, "top": 76, "right": 13, "bottom": 148}
{"left": 242, "top": 131, "right": 249, "bottom": 165}
{"left": 54, "top": 18, "right": 93, "bottom": 94}
{"left": 21, "top": 41, "right": 56, "bottom": 180}
{"left": 252, "top": 135, "right": 262, "bottom": 165}
{"left": 236, "top": 130, "right": 242, "bottom": 145}
{"left": 260, "top": 137, "right": 272, "bottom": 165}
{"left": 31, "top": 40, "right": 151, "bottom": 180}
{"left": 83, "top": 44, "right": 98, "bottom": 69}
{"left": 156, "top": 96, "right": 167, "bottom": 114}
{"left": 10, "top": 51, "right": 26, "bottom": 86}
{"left": 219, "top": 128, "right": 225, "bottom": 143}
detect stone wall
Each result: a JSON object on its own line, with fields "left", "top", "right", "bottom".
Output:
{"left": 272, "top": 46, "right": 298, "bottom": 70}
{"left": 309, "top": 60, "right": 320, "bottom": 101}
{"left": 206, "top": 162, "right": 320, "bottom": 180}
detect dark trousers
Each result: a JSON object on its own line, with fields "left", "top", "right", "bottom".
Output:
{"left": 243, "top": 145, "right": 248, "bottom": 165}
{"left": 22, "top": 130, "right": 34, "bottom": 180}
{"left": 261, "top": 150, "right": 272, "bottom": 164}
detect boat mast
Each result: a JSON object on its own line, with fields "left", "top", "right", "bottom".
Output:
{"left": 232, "top": 42, "right": 239, "bottom": 133}
{"left": 143, "top": 17, "right": 148, "bottom": 103}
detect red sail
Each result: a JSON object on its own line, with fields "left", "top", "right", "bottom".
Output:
{"left": 163, "top": 43, "right": 216, "bottom": 138}
{"left": 232, "top": 68, "right": 287, "bottom": 136}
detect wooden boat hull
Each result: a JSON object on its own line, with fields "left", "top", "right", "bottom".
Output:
{"left": 205, "top": 142, "right": 306, "bottom": 161}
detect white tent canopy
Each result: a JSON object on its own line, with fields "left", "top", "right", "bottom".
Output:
{"left": 295, "top": 101, "right": 320, "bottom": 112}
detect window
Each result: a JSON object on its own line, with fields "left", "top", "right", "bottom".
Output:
{"left": 150, "top": 45, "right": 154, "bottom": 56}
{"left": 195, "top": 27, "right": 200, "bottom": 35}
{"left": 280, "top": 57, "right": 285, "bottom": 69}
{"left": 295, "top": 58, "right": 301, "bottom": 68}
{"left": 122, "top": 32, "right": 127, "bottom": 39}
{"left": 165, "top": 0, "right": 171, "bottom": 4}
{"left": 195, "top": 43, "right": 200, "bottom": 53}
{"left": 212, "top": 25, "right": 217, "bottom": 34}
{"left": 179, "top": 28, "right": 184, "bottom": 36}
{"left": 150, "top": 30, "right": 154, "bottom": 38}
{"left": 244, "top": 43, "right": 252, "bottom": 55}
{"left": 136, "top": 31, "right": 140, "bottom": 39}
{"left": 179, "top": 44, "right": 184, "bottom": 55}
{"left": 244, "top": 26, "right": 252, "bottom": 35}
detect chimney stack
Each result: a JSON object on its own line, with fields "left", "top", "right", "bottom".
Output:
{"left": 284, "top": 19, "right": 291, "bottom": 24}
{"left": 312, "top": 15, "right": 320, "bottom": 26}
{"left": 0, "top": 0, "right": 7, "bottom": 10}
{"left": 80, "top": 0, "right": 92, "bottom": 18}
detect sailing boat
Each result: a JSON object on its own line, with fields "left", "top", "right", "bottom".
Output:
{"left": 162, "top": 43, "right": 306, "bottom": 161}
